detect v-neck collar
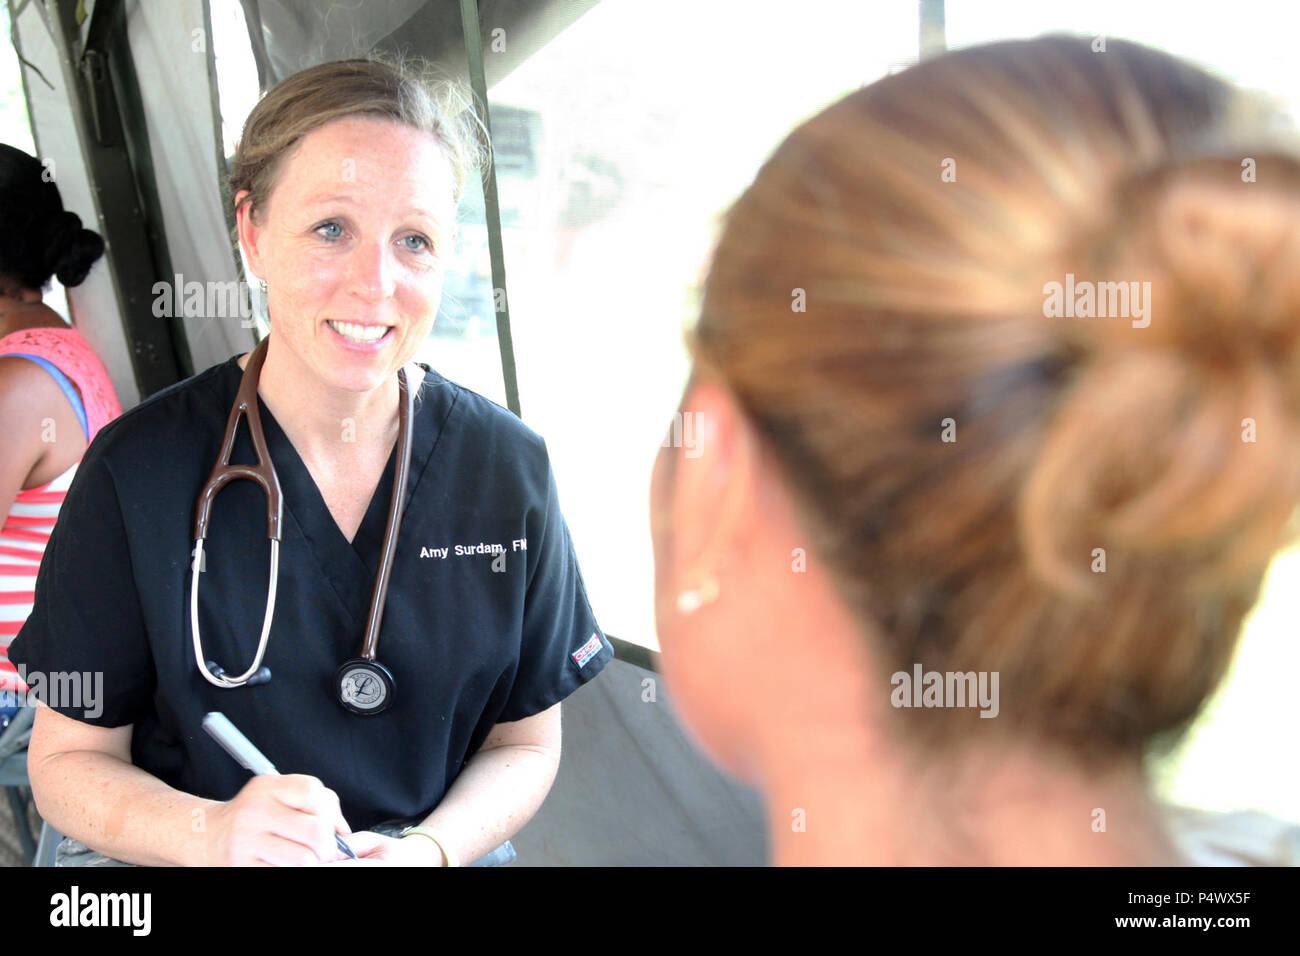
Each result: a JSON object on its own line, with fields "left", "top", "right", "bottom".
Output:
{"left": 219, "top": 357, "right": 447, "bottom": 629}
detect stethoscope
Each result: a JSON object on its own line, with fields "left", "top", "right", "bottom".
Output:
{"left": 189, "top": 338, "right": 413, "bottom": 715}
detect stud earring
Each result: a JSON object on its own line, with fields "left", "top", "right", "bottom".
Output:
{"left": 259, "top": 278, "right": 268, "bottom": 294}
{"left": 676, "top": 575, "right": 720, "bottom": 615}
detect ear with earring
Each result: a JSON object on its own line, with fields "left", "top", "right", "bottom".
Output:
{"left": 256, "top": 277, "right": 269, "bottom": 324}
{"left": 676, "top": 573, "right": 720, "bottom": 615}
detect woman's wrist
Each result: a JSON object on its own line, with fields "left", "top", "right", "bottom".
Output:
{"left": 400, "top": 826, "right": 456, "bottom": 866}
{"left": 184, "top": 797, "right": 228, "bottom": 866}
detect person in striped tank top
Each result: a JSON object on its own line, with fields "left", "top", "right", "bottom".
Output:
{"left": 0, "top": 144, "right": 122, "bottom": 719}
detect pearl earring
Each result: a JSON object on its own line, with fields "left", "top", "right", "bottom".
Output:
{"left": 676, "top": 576, "right": 719, "bottom": 615}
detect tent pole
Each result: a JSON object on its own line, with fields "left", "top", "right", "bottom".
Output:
{"left": 458, "top": 0, "right": 521, "bottom": 419}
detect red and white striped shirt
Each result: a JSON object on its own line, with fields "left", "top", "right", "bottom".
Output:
{"left": 0, "top": 326, "right": 122, "bottom": 692}
{"left": 0, "top": 464, "right": 79, "bottom": 690}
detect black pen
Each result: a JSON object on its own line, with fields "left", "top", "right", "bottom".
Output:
{"left": 202, "top": 711, "right": 357, "bottom": 860}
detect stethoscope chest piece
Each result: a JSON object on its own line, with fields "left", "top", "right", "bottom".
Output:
{"left": 335, "top": 658, "right": 395, "bottom": 715}
{"left": 193, "top": 339, "right": 415, "bottom": 712}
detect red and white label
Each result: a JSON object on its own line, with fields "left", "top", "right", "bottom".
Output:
{"left": 571, "top": 632, "right": 604, "bottom": 669}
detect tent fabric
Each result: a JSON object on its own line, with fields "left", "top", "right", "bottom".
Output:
{"left": 241, "top": 0, "right": 600, "bottom": 89}
{"left": 126, "top": 0, "right": 254, "bottom": 374}
{"left": 10, "top": 0, "right": 141, "bottom": 406}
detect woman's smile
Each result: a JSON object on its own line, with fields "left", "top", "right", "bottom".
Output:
{"left": 326, "top": 319, "right": 395, "bottom": 351}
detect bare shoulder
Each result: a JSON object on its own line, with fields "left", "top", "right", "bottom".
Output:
{"left": 0, "top": 353, "right": 67, "bottom": 408}
{"left": 0, "top": 355, "right": 87, "bottom": 482}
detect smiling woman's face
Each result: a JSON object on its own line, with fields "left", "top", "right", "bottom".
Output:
{"left": 236, "top": 114, "right": 457, "bottom": 392}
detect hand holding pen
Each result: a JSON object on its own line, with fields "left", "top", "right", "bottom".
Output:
{"left": 202, "top": 712, "right": 358, "bottom": 865}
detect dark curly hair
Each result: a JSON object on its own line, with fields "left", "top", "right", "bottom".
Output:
{"left": 0, "top": 143, "right": 104, "bottom": 289}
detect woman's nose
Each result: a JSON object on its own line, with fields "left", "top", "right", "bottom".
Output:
{"left": 348, "top": 240, "right": 395, "bottom": 300}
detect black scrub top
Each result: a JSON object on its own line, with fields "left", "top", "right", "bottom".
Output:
{"left": 9, "top": 355, "right": 613, "bottom": 830}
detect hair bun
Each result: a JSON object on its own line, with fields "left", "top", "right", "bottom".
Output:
{"left": 1021, "top": 155, "right": 1300, "bottom": 601}
{"left": 43, "top": 210, "right": 104, "bottom": 287}
{"left": 1058, "top": 155, "right": 1300, "bottom": 373}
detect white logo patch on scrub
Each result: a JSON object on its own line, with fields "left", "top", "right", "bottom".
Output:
{"left": 571, "top": 632, "right": 604, "bottom": 669}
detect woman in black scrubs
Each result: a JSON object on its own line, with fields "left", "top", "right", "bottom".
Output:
{"left": 10, "top": 59, "right": 612, "bottom": 866}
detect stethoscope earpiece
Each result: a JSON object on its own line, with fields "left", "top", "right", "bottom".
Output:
{"left": 204, "top": 661, "right": 272, "bottom": 686}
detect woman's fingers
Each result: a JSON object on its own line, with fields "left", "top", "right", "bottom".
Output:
{"left": 337, "top": 829, "right": 389, "bottom": 857}
{"left": 257, "top": 800, "right": 345, "bottom": 863}
{"left": 219, "top": 774, "right": 353, "bottom": 865}
{"left": 267, "top": 774, "right": 353, "bottom": 838}
{"left": 252, "top": 832, "right": 338, "bottom": 868}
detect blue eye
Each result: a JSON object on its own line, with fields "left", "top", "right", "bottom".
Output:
{"left": 316, "top": 221, "right": 343, "bottom": 240}
{"left": 402, "top": 234, "right": 432, "bottom": 253}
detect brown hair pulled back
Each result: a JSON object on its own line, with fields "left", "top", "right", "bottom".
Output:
{"left": 694, "top": 35, "right": 1300, "bottom": 760}
{"left": 228, "top": 56, "right": 487, "bottom": 224}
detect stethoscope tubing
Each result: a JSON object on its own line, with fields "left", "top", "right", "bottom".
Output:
{"left": 190, "top": 537, "right": 279, "bottom": 688}
{"left": 188, "top": 338, "right": 413, "bottom": 697}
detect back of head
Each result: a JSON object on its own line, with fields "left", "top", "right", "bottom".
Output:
{"left": 695, "top": 36, "right": 1300, "bottom": 762}
{"left": 0, "top": 143, "right": 104, "bottom": 290}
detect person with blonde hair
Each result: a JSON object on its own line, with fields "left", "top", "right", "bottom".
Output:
{"left": 651, "top": 35, "right": 1300, "bottom": 865}
{"left": 11, "top": 58, "right": 611, "bottom": 866}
